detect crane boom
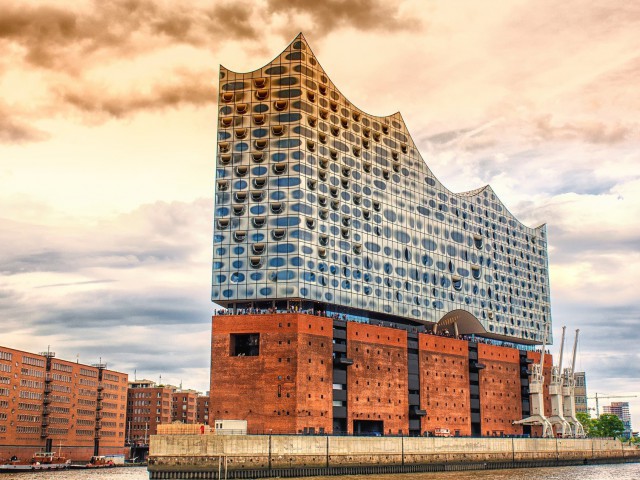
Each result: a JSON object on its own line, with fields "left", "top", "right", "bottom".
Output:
{"left": 587, "top": 393, "right": 638, "bottom": 418}
{"left": 570, "top": 329, "right": 579, "bottom": 373}
{"left": 558, "top": 326, "right": 566, "bottom": 373}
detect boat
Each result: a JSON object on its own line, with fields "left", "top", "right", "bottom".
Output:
{"left": 69, "top": 455, "right": 116, "bottom": 469}
{"left": 0, "top": 452, "right": 71, "bottom": 471}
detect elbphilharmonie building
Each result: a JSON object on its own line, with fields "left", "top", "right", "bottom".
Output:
{"left": 212, "top": 34, "right": 551, "bottom": 346}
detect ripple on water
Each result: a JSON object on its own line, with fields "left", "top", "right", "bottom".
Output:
{"left": 3, "top": 464, "right": 638, "bottom": 480}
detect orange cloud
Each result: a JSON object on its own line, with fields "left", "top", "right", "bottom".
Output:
{"left": 0, "top": 106, "right": 49, "bottom": 143}
{"left": 57, "top": 71, "right": 217, "bottom": 118}
{"left": 266, "top": 0, "right": 420, "bottom": 35}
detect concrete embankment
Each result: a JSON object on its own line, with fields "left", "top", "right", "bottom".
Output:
{"left": 148, "top": 434, "right": 640, "bottom": 479}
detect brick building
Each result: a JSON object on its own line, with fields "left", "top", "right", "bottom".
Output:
{"left": 603, "top": 402, "right": 632, "bottom": 439}
{"left": 126, "top": 380, "right": 173, "bottom": 445}
{"left": 210, "top": 313, "right": 553, "bottom": 437}
{"left": 171, "top": 390, "right": 198, "bottom": 424}
{"left": 0, "top": 345, "right": 128, "bottom": 461}
{"left": 126, "top": 381, "right": 205, "bottom": 445}
{"left": 196, "top": 395, "right": 209, "bottom": 425}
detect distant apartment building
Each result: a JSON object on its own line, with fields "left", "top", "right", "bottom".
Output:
{"left": 171, "top": 390, "right": 198, "bottom": 424}
{"left": 602, "top": 402, "right": 632, "bottom": 439}
{"left": 126, "top": 381, "right": 206, "bottom": 445}
{"left": 126, "top": 380, "right": 174, "bottom": 445}
{"left": 196, "top": 395, "right": 209, "bottom": 425}
{"left": 574, "top": 372, "right": 588, "bottom": 414}
{"left": 0, "top": 345, "right": 128, "bottom": 461}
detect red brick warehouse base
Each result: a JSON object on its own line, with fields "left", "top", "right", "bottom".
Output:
{"left": 209, "top": 313, "right": 553, "bottom": 436}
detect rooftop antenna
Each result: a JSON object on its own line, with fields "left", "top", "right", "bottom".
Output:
{"left": 134, "top": 369, "right": 137, "bottom": 381}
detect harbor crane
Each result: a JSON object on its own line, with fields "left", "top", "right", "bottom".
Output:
{"left": 514, "top": 329, "right": 554, "bottom": 437}
{"left": 547, "top": 326, "right": 572, "bottom": 437}
{"left": 561, "top": 329, "right": 584, "bottom": 437}
{"left": 587, "top": 393, "right": 637, "bottom": 418}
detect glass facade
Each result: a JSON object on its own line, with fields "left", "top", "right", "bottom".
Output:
{"left": 212, "top": 34, "right": 552, "bottom": 345}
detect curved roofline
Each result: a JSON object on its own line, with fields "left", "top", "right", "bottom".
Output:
{"left": 457, "top": 184, "right": 547, "bottom": 233}
{"left": 220, "top": 33, "right": 546, "bottom": 234}
{"left": 438, "top": 309, "right": 542, "bottom": 346}
{"left": 221, "top": 33, "right": 402, "bottom": 121}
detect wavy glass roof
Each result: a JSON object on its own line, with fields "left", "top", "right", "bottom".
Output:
{"left": 212, "top": 34, "right": 551, "bottom": 345}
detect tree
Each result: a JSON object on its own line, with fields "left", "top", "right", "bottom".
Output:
{"left": 591, "top": 414, "right": 625, "bottom": 439}
{"left": 576, "top": 412, "right": 594, "bottom": 437}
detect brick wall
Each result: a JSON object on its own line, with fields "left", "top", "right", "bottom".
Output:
{"left": 210, "top": 314, "right": 332, "bottom": 434}
{"left": 419, "top": 334, "right": 471, "bottom": 436}
{"left": 346, "top": 322, "right": 408, "bottom": 435}
{"left": 478, "top": 343, "right": 523, "bottom": 436}
{"left": 294, "top": 315, "right": 333, "bottom": 434}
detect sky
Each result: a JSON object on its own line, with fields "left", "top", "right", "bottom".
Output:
{"left": 1, "top": 0, "right": 639, "bottom": 428}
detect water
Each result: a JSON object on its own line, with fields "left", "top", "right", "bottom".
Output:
{"left": 0, "top": 464, "right": 638, "bottom": 479}
{"left": 0, "top": 466, "right": 147, "bottom": 479}
{"left": 311, "top": 464, "right": 640, "bottom": 480}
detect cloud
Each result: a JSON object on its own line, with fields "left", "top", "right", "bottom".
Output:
{"left": 0, "top": 111, "right": 49, "bottom": 143}
{"left": 32, "top": 290, "right": 210, "bottom": 331}
{"left": 206, "top": 2, "right": 259, "bottom": 41}
{"left": 0, "top": 3, "right": 81, "bottom": 69}
{"left": 0, "top": 285, "right": 25, "bottom": 311}
{"left": 56, "top": 70, "right": 217, "bottom": 118}
{"left": 552, "top": 302, "right": 640, "bottom": 384}
{"left": 534, "top": 115, "right": 632, "bottom": 145}
{"left": 267, "top": 0, "right": 420, "bottom": 35}
{"left": 426, "top": 130, "right": 468, "bottom": 145}
{"left": 0, "top": 197, "right": 213, "bottom": 307}
{"left": 0, "top": 1, "right": 259, "bottom": 70}
{"left": 0, "top": 0, "right": 253, "bottom": 138}
{"left": 35, "top": 280, "right": 115, "bottom": 289}
{"left": 577, "top": 54, "right": 640, "bottom": 114}
{"left": 0, "top": 227, "right": 197, "bottom": 276}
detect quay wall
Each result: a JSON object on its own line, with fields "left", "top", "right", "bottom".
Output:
{"left": 149, "top": 434, "right": 640, "bottom": 474}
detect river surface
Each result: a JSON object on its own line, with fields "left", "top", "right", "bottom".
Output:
{"left": 0, "top": 464, "right": 639, "bottom": 479}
